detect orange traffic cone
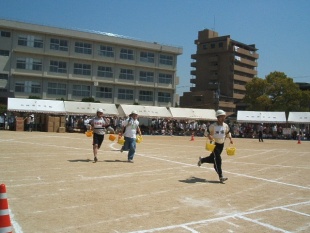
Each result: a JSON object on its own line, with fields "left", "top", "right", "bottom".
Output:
{"left": 0, "top": 184, "right": 13, "bottom": 233}
{"left": 190, "top": 133, "right": 195, "bottom": 141}
{"left": 297, "top": 135, "right": 301, "bottom": 144}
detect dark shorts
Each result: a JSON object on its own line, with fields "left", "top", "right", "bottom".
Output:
{"left": 93, "top": 133, "right": 104, "bottom": 149}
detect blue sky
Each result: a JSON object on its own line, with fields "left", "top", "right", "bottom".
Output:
{"left": 1, "top": 0, "right": 310, "bottom": 95}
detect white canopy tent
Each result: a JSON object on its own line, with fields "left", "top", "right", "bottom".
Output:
{"left": 64, "top": 101, "right": 119, "bottom": 116}
{"left": 7, "top": 98, "right": 66, "bottom": 114}
{"left": 117, "top": 104, "right": 172, "bottom": 118}
{"left": 168, "top": 107, "right": 217, "bottom": 121}
{"left": 287, "top": 112, "right": 310, "bottom": 123}
{"left": 237, "top": 111, "right": 287, "bottom": 123}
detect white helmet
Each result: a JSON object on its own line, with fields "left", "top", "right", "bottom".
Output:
{"left": 131, "top": 110, "right": 138, "bottom": 115}
{"left": 97, "top": 108, "right": 104, "bottom": 113}
{"left": 216, "top": 109, "right": 226, "bottom": 117}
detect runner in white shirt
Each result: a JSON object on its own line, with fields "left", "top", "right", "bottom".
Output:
{"left": 89, "top": 108, "right": 110, "bottom": 163}
{"left": 120, "top": 110, "right": 142, "bottom": 163}
{"left": 197, "top": 110, "right": 233, "bottom": 183}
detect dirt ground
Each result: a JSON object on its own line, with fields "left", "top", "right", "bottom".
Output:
{"left": 0, "top": 131, "right": 309, "bottom": 233}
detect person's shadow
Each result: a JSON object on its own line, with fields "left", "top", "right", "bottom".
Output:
{"left": 104, "top": 159, "right": 130, "bottom": 163}
{"left": 68, "top": 159, "right": 92, "bottom": 162}
{"left": 179, "top": 176, "right": 221, "bottom": 184}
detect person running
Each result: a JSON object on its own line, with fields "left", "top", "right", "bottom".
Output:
{"left": 258, "top": 123, "right": 264, "bottom": 142}
{"left": 120, "top": 110, "right": 142, "bottom": 163}
{"left": 89, "top": 108, "right": 110, "bottom": 163}
{"left": 197, "top": 109, "right": 233, "bottom": 183}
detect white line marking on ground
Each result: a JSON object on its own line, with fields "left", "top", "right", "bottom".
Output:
{"left": 108, "top": 143, "right": 310, "bottom": 190}
{"left": 127, "top": 201, "right": 310, "bottom": 233}
{"left": 181, "top": 225, "right": 200, "bottom": 233}
{"left": 237, "top": 215, "right": 291, "bottom": 233}
{"left": 280, "top": 207, "right": 310, "bottom": 217}
{"left": 9, "top": 208, "right": 23, "bottom": 233}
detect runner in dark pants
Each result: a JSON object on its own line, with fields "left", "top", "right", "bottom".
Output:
{"left": 197, "top": 110, "right": 233, "bottom": 183}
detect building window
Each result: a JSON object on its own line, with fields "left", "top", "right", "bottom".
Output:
{"left": 47, "top": 82, "right": 66, "bottom": 95}
{"left": 50, "top": 38, "right": 68, "bottom": 51}
{"left": 119, "top": 69, "right": 134, "bottom": 80}
{"left": 139, "top": 71, "right": 154, "bottom": 82}
{"left": 15, "top": 81, "right": 41, "bottom": 93}
{"left": 0, "top": 74, "right": 8, "bottom": 80}
{"left": 158, "top": 73, "right": 172, "bottom": 84}
{"left": 0, "top": 50, "right": 9, "bottom": 56}
{"left": 211, "top": 43, "right": 215, "bottom": 49}
{"left": 18, "top": 35, "right": 43, "bottom": 48}
{"left": 98, "top": 45, "right": 114, "bottom": 57}
{"left": 118, "top": 89, "right": 133, "bottom": 100}
{"left": 0, "top": 74, "right": 8, "bottom": 90}
{"left": 97, "top": 66, "right": 113, "bottom": 78}
{"left": 120, "top": 48, "right": 134, "bottom": 60}
{"left": 73, "top": 63, "right": 91, "bottom": 76}
{"left": 16, "top": 58, "right": 42, "bottom": 71}
{"left": 75, "top": 42, "right": 92, "bottom": 54}
{"left": 140, "top": 52, "right": 154, "bottom": 63}
{"left": 139, "top": 90, "right": 153, "bottom": 101}
{"left": 50, "top": 61, "right": 67, "bottom": 73}
{"left": 72, "top": 85, "right": 90, "bottom": 97}
{"left": 202, "top": 44, "right": 207, "bottom": 50}
{"left": 96, "top": 87, "right": 112, "bottom": 98}
{"left": 159, "top": 54, "right": 173, "bottom": 65}
{"left": 219, "top": 42, "right": 223, "bottom": 48}
{"left": 158, "top": 92, "right": 171, "bottom": 103}
{"left": 0, "top": 31, "right": 11, "bottom": 37}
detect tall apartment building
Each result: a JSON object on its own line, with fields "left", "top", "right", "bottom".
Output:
{"left": 180, "top": 29, "right": 258, "bottom": 115}
{"left": 0, "top": 19, "right": 182, "bottom": 107}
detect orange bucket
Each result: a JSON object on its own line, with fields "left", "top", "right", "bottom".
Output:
{"left": 109, "top": 134, "right": 116, "bottom": 141}
{"left": 205, "top": 141, "right": 216, "bottom": 152}
{"left": 85, "top": 131, "right": 93, "bottom": 137}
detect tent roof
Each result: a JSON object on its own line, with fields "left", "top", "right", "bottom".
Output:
{"left": 64, "top": 101, "right": 119, "bottom": 116}
{"left": 287, "top": 112, "right": 310, "bottom": 123}
{"left": 237, "top": 111, "right": 287, "bottom": 123}
{"left": 7, "top": 98, "right": 66, "bottom": 114}
{"left": 168, "top": 107, "right": 216, "bottom": 120}
{"left": 117, "top": 105, "right": 172, "bottom": 118}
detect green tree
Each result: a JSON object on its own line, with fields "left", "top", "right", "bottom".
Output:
{"left": 28, "top": 96, "right": 41, "bottom": 99}
{"left": 299, "top": 90, "right": 310, "bottom": 111}
{"left": 244, "top": 77, "right": 271, "bottom": 110}
{"left": 244, "top": 71, "right": 308, "bottom": 112}
{"left": 265, "top": 72, "right": 300, "bottom": 111}
{"left": 81, "top": 97, "right": 94, "bottom": 102}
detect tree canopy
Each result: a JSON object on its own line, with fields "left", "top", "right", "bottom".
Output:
{"left": 244, "top": 71, "right": 310, "bottom": 112}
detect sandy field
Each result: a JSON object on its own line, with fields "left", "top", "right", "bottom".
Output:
{"left": 0, "top": 130, "right": 309, "bottom": 233}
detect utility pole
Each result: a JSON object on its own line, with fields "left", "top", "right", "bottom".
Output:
{"left": 213, "top": 82, "right": 220, "bottom": 110}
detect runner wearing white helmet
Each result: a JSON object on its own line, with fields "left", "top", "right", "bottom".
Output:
{"left": 197, "top": 109, "right": 233, "bottom": 183}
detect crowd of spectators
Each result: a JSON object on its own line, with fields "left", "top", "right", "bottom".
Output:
{"left": 2, "top": 113, "right": 309, "bottom": 140}
{"left": 68, "top": 115, "right": 309, "bottom": 140}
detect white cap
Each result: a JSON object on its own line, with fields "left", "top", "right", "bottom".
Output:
{"left": 131, "top": 110, "right": 138, "bottom": 115}
{"left": 97, "top": 108, "right": 104, "bottom": 113}
{"left": 216, "top": 109, "right": 226, "bottom": 117}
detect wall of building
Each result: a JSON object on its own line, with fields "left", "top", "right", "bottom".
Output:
{"left": 0, "top": 19, "right": 182, "bottom": 107}
{"left": 181, "top": 29, "right": 258, "bottom": 115}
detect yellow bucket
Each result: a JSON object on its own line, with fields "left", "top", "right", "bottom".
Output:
{"left": 85, "top": 131, "right": 93, "bottom": 137}
{"left": 109, "top": 134, "right": 116, "bottom": 141}
{"left": 136, "top": 135, "right": 143, "bottom": 143}
{"left": 118, "top": 137, "right": 125, "bottom": 145}
{"left": 226, "top": 144, "right": 236, "bottom": 156}
{"left": 205, "top": 141, "right": 216, "bottom": 152}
